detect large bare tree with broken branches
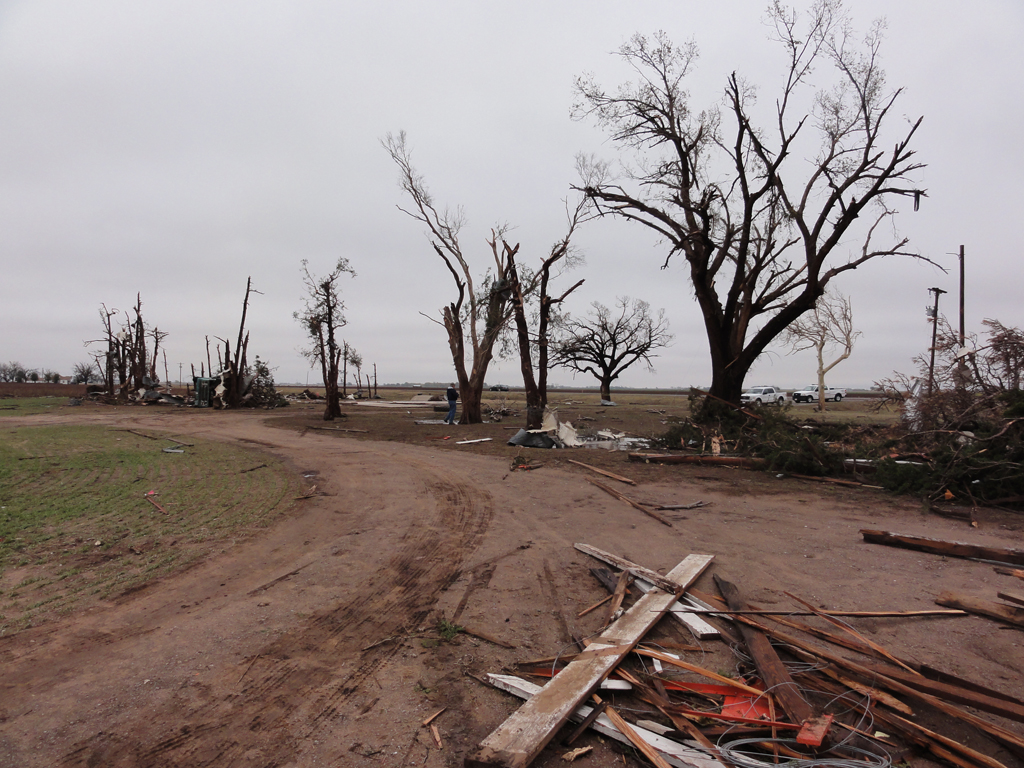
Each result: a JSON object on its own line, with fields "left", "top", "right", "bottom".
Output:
{"left": 552, "top": 297, "right": 672, "bottom": 402}
{"left": 573, "top": 1, "right": 932, "bottom": 405}
{"left": 384, "top": 131, "right": 529, "bottom": 424}
{"left": 87, "top": 295, "right": 163, "bottom": 400}
{"left": 784, "top": 289, "right": 860, "bottom": 411}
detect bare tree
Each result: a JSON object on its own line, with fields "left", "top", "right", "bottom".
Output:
{"left": 86, "top": 296, "right": 162, "bottom": 400}
{"left": 213, "top": 278, "right": 263, "bottom": 408}
{"left": 573, "top": 3, "right": 934, "bottom": 405}
{"left": 0, "top": 362, "right": 28, "bottom": 383}
{"left": 506, "top": 200, "right": 589, "bottom": 429}
{"left": 296, "top": 259, "right": 355, "bottom": 419}
{"left": 384, "top": 131, "right": 531, "bottom": 424}
{"left": 783, "top": 289, "right": 861, "bottom": 411}
{"left": 347, "top": 348, "right": 363, "bottom": 396}
{"left": 552, "top": 297, "right": 672, "bottom": 401}
{"left": 72, "top": 361, "right": 98, "bottom": 384}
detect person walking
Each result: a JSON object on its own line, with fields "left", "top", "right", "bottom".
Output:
{"left": 444, "top": 383, "right": 459, "bottom": 425}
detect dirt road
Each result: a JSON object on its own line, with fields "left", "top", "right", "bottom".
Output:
{"left": 1, "top": 408, "right": 1021, "bottom": 767}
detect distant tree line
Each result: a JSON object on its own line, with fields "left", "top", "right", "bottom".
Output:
{"left": 0, "top": 361, "right": 64, "bottom": 384}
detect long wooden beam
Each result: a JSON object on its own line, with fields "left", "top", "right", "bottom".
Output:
{"left": 936, "top": 591, "right": 1024, "bottom": 628}
{"left": 713, "top": 575, "right": 813, "bottom": 726}
{"left": 857, "top": 661, "right": 1024, "bottom": 724}
{"left": 860, "top": 529, "right": 1024, "bottom": 566}
{"left": 728, "top": 611, "right": 1024, "bottom": 755}
{"left": 466, "top": 553, "right": 713, "bottom": 768}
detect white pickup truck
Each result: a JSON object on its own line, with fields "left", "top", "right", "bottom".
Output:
{"left": 791, "top": 385, "right": 846, "bottom": 403}
{"left": 740, "top": 385, "right": 787, "bottom": 406}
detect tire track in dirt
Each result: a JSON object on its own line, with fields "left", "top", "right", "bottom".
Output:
{"left": 57, "top": 450, "right": 493, "bottom": 767}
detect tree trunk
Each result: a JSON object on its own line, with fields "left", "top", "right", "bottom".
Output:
{"left": 461, "top": 375, "right": 482, "bottom": 424}
{"left": 507, "top": 253, "right": 543, "bottom": 430}
{"left": 706, "top": 362, "right": 748, "bottom": 405}
{"left": 323, "top": 349, "right": 341, "bottom": 420}
{"left": 599, "top": 379, "right": 612, "bottom": 402}
{"left": 323, "top": 381, "right": 337, "bottom": 420}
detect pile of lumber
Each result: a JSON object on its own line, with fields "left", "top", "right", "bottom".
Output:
{"left": 466, "top": 543, "right": 1024, "bottom": 768}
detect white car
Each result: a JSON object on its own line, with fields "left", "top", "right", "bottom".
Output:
{"left": 740, "top": 385, "right": 787, "bottom": 406}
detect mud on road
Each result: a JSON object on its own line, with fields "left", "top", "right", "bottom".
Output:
{"left": 1, "top": 406, "right": 1022, "bottom": 767}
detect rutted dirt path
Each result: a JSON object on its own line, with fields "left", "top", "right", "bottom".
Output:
{"left": 1, "top": 410, "right": 498, "bottom": 767}
{"left": 1, "top": 408, "right": 1022, "bottom": 767}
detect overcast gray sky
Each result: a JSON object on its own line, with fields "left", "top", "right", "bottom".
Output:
{"left": 1, "top": 1, "right": 1020, "bottom": 390}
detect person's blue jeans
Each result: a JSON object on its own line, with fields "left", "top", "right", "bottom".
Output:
{"left": 446, "top": 400, "right": 457, "bottom": 424}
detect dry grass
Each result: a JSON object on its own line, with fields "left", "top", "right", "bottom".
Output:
{"left": 0, "top": 424, "right": 299, "bottom": 633}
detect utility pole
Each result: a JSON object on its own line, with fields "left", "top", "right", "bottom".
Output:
{"left": 958, "top": 245, "right": 965, "bottom": 349}
{"left": 927, "top": 286, "right": 947, "bottom": 397}
{"left": 957, "top": 245, "right": 967, "bottom": 387}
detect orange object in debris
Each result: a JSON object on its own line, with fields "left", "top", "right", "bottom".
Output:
{"left": 796, "top": 714, "right": 834, "bottom": 746}
{"left": 722, "top": 680, "right": 770, "bottom": 721}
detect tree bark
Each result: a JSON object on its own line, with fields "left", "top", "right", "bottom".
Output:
{"left": 507, "top": 248, "right": 544, "bottom": 430}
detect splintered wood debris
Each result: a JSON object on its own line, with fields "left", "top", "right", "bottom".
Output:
{"left": 465, "top": 542, "right": 1023, "bottom": 768}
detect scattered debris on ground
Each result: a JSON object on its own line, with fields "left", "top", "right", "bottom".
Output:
{"left": 465, "top": 542, "right": 1023, "bottom": 768}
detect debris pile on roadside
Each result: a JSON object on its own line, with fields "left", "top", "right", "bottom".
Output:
{"left": 507, "top": 409, "right": 652, "bottom": 451}
{"left": 464, "top": 543, "right": 1024, "bottom": 768}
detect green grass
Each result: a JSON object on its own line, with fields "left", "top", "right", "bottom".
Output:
{"left": 0, "top": 396, "right": 81, "bottom": 416}
{"left": 0, "top": 424, "right": 298, "bottom": 632}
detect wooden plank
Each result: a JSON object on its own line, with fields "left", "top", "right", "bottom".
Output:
{"left": 603, "top": 569, "right": 631, "bottom": 628}
{"left": 995, "top": 566, "right": 1024, "bottom": 580}
{"left": 692, "top": 587, "right": 1024, "bottom": 708}
{"left": 629, "top": 453, "right": 766, "bottom": 468}
{"left": 714, "top": 575, "right": 814, "bottom": 726}
{"left": 461, "top": 626, "right": 516, "bottom": 648}
{"left": 466, "top": 553, "right": 713, "bottom": 768}
{"left": 818, "top": 668, "right": 913, "bottom": 714}
{"left": 857, "top": 661, "right": 1024, "bottom": 724}
{"left": 480, "top": 674, "right": 717, "bottom": 768}
{"left": 997, "top": 589, "right": 1024, "bottom": 607}
{"left": 575, "top": 544, "right": 686, "bottom": 594}
{"left": 656, "top": 501, "right": 710, "bottom": 511}
{"left": 589, "top": 561, "right": 716, "bottom": 638}
{"left": 566, "top": 459, "right": 636, "bottom": 485}
{"left": 587, "top": 479, "right": 672, "bottom": 527}
{"left": 632, "top": 649, "right": 765, "bottom": 697}
{"left": 594, "top": 694, "right": 673, "bottom": 768}
{"left": 788, "top": 473, "right": 882, "bottom": 489}
{"left": 783, "top": 590, "right": 920, "bottom": 675}
{"left": 561, "top": 700, "right": 606, "bottom": 746}
{"left": 860, "top": 529, "right": 1024, "bottom": 566}
{"left": 728, "top": 612, "right": 1024, "bottom": 756}
{"left": 876, "top": 710, "right": 1011, "bottom": 768}
{"left": 936, "top": 591, "right": 1024, "bottom": 628}
{"left": 636, "top": 583, "right": 720, "bottom": 640}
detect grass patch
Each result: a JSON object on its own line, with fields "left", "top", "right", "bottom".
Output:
{"left": 436, "top": 618, "right": 464, "bottom": 642}
{"left": 0, "top": 424, "right": 299, "bottom": 633}
{"left": 0, "top": 396, "right": 82, "bottom": 416}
